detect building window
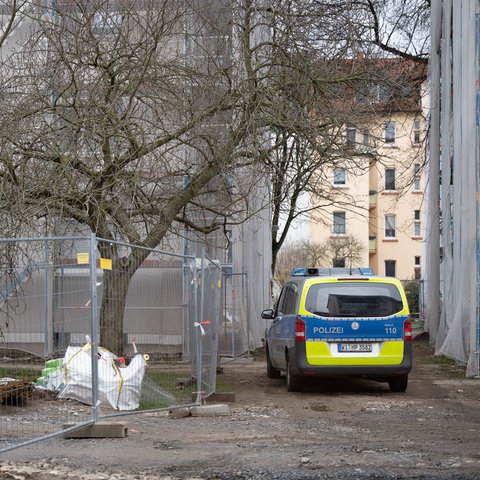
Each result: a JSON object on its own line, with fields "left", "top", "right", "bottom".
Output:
{"left": 414, "top": 222, "right": 421, "bottom": 237}
{"left": 363, "top": 130, "right": 369, "bottom": 145}
{"left": 385, "top": 168, "right": 396, "bottom": 191}
{"left": 377, "top": 83, "right": 392, "bottom": 102}
{"left": 414, "top": 256, "right": 421, "bottom": 279}
{"left": 384, "top": 121, "right": 396, "bottom": 144}
{"left": 357, "top": 83, "right": 392, "bottom": 103}
{"left": 346, "top": 124, "right": 356, "bottom": 146}
{"left": 385, "top": 260, "right": 396, "bottom": 277}
{"left": 413, "top": 119, "right": 421, "bottom": 144}
{"left": 333, "top": 257, "right": 345, "bottom": 267}
{"left": 333, "top": 168, "right": 346, "bottom": 186}
{"left": 385, "top": 214, "right": 396, "bottom": 238}
{"left": 413, "top": 210, "right": 422, "bottom": 237}
{"left": 400, "top": 85, "right": 411, "bottom": 98}
{"left": 414, "top": 209, "right": 421, "bottom": 236}
{"left": 414, "top": 163, "right": 421, "bottom": 190}
{"left": 333, "top": 211, "right": 346, "bottom": 235}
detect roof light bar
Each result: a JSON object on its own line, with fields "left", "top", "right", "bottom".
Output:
{"left": 291, "top": 267, "right": 374, "bottom": 277}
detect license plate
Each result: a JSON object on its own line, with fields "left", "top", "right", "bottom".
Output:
{"left": 338, "top": 343, "right": 373, "bottom": 353}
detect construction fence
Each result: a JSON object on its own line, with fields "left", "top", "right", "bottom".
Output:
{"left": 0, "top": 234, "right": 222, "bottom": 453}
{"left": 400, "top": 279, "right": 424, "bottom": 326}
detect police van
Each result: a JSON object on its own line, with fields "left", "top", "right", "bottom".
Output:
{"left": 262, "top": 267, "right": 412, "bottom": 392}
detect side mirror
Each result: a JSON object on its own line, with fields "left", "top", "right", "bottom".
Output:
{"left": 261, "top": 308, "right": 274, "bottom": 320}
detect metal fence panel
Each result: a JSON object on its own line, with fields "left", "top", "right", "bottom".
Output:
{"left": 218, "top": 272, "right": 250, "bottom": 358}
{"left": 0, "top": 236, "right": 220, "bottom": 452}
{"left": 0, "top": 237, "right": 96, "bottom": 452}
{"left": 190, "top": 254, "right": 222, "bottom": 401}
{"left": 400, "top": 279, "right": 423, "bottom": 325}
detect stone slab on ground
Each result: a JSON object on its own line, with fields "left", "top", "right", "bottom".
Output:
{"left": 63, "top": 421, "right": 128, "bottom": 438}
{"left": 190, "top": 404, "right": 230, "bottom": 417}
{"left": 168, "top": 404, "right": 230, "bottom": 418}
{"left": 168, "top": 407, "right": 191, "bottom": 418}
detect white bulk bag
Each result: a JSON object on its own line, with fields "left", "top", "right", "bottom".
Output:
{"left": 58, "top": 342, "right": 146, "bottom": 411}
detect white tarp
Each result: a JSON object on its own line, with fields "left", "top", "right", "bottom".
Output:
{"left": 58, "top": 343, "right": 146, "bottom": 411}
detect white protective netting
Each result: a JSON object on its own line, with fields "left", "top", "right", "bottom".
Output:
{"left": 425, "top": 0, "right": 479, "bottom": 377}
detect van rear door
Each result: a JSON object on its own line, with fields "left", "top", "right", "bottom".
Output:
{"left": 300, "top": 278, "right": 410, "bottom": 366}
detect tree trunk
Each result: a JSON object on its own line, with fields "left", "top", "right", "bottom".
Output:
{"left": 99, "top": 267, "right": 132, "bottom": 355}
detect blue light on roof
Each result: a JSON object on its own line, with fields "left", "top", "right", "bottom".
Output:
{"left": 291, "top": 267, "right": 374, "bottom": 277}
{"left": 291, "top": 268, "right": 307, "bottom": 276}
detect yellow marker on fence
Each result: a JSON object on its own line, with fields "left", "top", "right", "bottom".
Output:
{"left": 100, "top": 258, "right": 112, "bottom": 270}
{"left": 77, "top": 252, "right": 89, "bottom": 264}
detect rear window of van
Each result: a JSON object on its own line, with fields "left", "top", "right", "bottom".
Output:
{"left": 305, "top": 282, "right": 404, "bottom": 318}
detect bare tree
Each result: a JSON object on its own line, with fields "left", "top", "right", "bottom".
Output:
{"left": 0, "top": 0, "right": 431, "bottom": 352}
{"left": 0, "top": 1, "right": 27, "bottom": 49}
{"left": 327, "top": 236, "right": 365, "bottom": 268}
{"left": 0, "top": 0, "right": 278, "bottom": 353}
{"left": 259, "top": 0, "right": 429, "bottom": 277}
{"left": 275, "top": 236, "right": 365, "bottom": 286}
{"left": 274, "top": 240, "right": 317, "bottom": 286}
{"left": 360, "top": 0, "right": 430, "bottom": 63}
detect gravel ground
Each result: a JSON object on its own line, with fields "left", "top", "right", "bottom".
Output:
{"left": 1, "top": 333, "right": 480, "bottom": 480}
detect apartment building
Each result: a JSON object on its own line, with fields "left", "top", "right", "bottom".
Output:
{"left": 310, "top": 58, "right": 426, "bottom": 280}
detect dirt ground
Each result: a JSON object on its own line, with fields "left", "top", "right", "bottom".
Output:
{"left": 1, "top": 332, "right": 480, "bottom": 480}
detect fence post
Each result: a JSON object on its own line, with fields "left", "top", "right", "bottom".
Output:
{"left": 89, "top": 232, "right": 100, "bottom": 422}
{"left": 245, "top": 271, "right": 250, "bottom": 358}
{"left": 44, "top": 239, "right": 53, "bottom": 356}
{"left": 194, "top": 250, "right": 205, "bottom": 404}
{"left": 231, "top": 283, "right": 235, "bottom": 357}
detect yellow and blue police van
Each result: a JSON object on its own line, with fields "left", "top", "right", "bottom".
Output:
{"left": 262, "top": 268, "right": 412, "bottom": 392}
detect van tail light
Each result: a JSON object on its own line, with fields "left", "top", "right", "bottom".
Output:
{"left": 295, "top": 317, "right": 306, "bottom": 342}
{"left": 404, "top": 317, "right": 412, "bottom": 341}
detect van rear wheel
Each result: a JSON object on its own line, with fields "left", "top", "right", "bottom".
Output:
{"left": 286, "top": 355, "right": 303, "bottom": 392}
{"left": 389, "top": 374, "right": 408, "bottom": 392}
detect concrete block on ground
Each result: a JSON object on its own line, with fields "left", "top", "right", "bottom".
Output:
{"left": 63, "top": 422, "right": 128, "bottom": 438}
{"left": 190, "top": 404, "right": 230, "bottom": 417}
{"left": 168, "top": 407, "right": 191, "bottom": 418}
